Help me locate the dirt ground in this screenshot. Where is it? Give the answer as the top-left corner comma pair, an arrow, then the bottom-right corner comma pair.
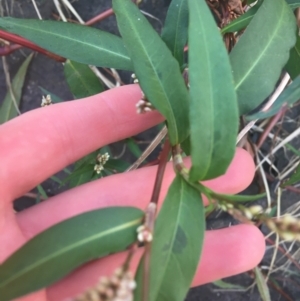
0,1 -> 299,300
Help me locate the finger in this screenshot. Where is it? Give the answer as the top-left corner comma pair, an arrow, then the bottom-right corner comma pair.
47,224 -> 265,301
0,85 -> 163,202
17,148 -> 255,238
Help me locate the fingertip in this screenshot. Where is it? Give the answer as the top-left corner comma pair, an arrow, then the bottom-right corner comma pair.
203,147 -> 255,194
192,224 -> 265,286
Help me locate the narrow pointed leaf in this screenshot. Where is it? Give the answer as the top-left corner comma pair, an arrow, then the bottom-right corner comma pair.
64,60 -> 104,99
161,0 -> 189,67
38,87 -> 62,103
286,0 -> 300,9
113,0 -> 190,145
188,0 -> 239,181
0,18 -> 133,70
254,267 -> 271,301
134,175 -> 205,301
285,34 -> 300,79
213,280 -> 245,290
230,0 -> 296,115
281,163 -> 300,187
0,207 -> 143,301
246,76 -> 300,120
223,1 -> 300,34
0,53 -> 33,124
221,3 -> 261,34
211,192 -> 266,203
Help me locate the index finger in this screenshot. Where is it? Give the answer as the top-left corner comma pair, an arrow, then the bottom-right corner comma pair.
0,85 -> 163,202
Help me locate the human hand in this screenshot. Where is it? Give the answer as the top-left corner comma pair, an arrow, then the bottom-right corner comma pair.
0,85 -> 265,301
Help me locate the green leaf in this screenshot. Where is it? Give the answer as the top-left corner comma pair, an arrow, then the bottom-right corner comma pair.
213,279 -> 245,290
38,87 -> 63,103
281,162 -> 300,187
285,34 -> 300,79
211,191 -> 266,203
193,183 -> 266,203
254,267 -> 271,301
230,0 -> 297,115
286,0 -> 300,9
68,166 -> 95,188
0,207 -> 143,301
134,175 -> 205,301
62,162 -> 95,187
246,75 -> 300,120
161,0 -> 189,67
180,136 -> 191,156
113,0 -> 190,145
221,3 -> 262,34
222,1 -> 300,35
64,60 -> 104,99
188,0 -> 239,181
0,53 -> 33,124
36,185 -> 48,200
0,18 -> 133,70
126,138 -> 143,158
105,159 -> 131,172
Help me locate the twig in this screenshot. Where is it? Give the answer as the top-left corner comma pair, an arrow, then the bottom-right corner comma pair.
256,105 -> 287,149
237,73 -> 290,143
256,126 -> 300,170
266,187 -> 281,282
53,0 -> 67,22
60,0 -> 85,24
126,126 -> 168,172
142,137 -> 171,301
85,8 -> 114,26
255,148 -> 272,210
30,0 -> 42,20
1,56 -> 21,115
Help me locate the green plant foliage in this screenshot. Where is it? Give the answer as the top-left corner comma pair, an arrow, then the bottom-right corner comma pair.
254,267 -> 271,301
285,34 -> 300,79
188,0 -> 238,181
0,18 -> 133,70
134,175 -> 205,301
281,162 -> 300,187
113,0 -> 190,145
213,279 -> 245,290
286,0 -> 300,9
126,138 -> 143,158
221,3 -> 262,34
246,76 -> 300,120
0,207 -> 143,301
64,60 -> 104,99
62,150 -> 98,188
0,53 -> 33,124
211,191 -> 266,203
222,1 -> 300,34
36,184 -> 48,200
105,158 -> 131,172
230,0 -> 296,115
161,0 -> 189,68
180,136 -> 191,155
38,87 -> 63,103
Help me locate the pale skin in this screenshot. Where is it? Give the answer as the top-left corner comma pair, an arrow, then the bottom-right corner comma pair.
0,84 -> 265,301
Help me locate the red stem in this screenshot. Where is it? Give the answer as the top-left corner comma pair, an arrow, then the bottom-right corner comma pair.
85,8 -> 114,26
0,29 -> 65,62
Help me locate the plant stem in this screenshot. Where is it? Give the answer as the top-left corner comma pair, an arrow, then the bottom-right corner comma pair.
141,137 -> 170,301
149,137 -> 170,205
85,8 -> 114,26
0,30 -> 65,62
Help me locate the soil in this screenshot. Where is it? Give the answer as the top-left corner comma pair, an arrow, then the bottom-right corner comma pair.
0,1 -> 299,300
